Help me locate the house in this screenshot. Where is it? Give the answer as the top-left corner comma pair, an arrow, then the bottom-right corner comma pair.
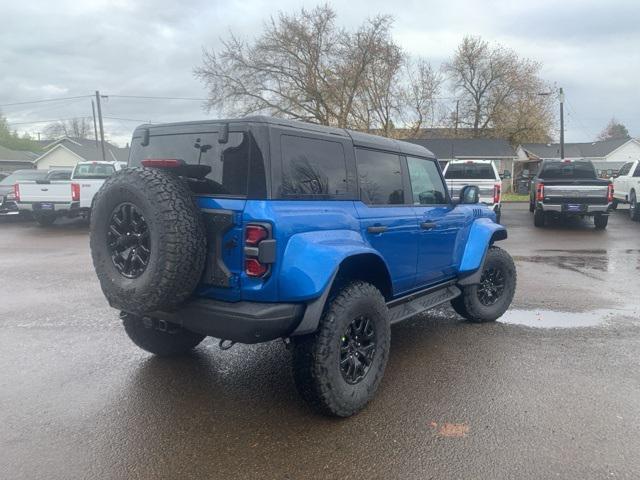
33,137 -> 129,170
403,137 -> 517,189
516,138 -> 640,178
0,145 -> 38,174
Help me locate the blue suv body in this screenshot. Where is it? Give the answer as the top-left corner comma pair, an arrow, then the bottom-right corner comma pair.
91,116 -> 515,416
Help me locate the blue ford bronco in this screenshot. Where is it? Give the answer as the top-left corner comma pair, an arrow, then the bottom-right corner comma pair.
90,116 -> 516,417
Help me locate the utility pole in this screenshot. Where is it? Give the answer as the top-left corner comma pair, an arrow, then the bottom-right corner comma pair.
559,87 -> 565,159
91,99 -> 100,152
95,90 -> 106,161
454,100 -> 459,136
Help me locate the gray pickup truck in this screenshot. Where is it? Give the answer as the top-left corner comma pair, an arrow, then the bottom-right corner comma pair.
529,159 -> 613,230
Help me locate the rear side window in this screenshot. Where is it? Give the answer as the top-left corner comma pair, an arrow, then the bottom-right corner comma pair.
355,149 -> 404,205
540,161 -> 596,179
73,164 -> 115,179
407,157 -> 447,205
279,135 -> 347,198
618,162 -> 632,176
129,131 -> 267,198
445,162 -> 495,180
634,163 -> 640,177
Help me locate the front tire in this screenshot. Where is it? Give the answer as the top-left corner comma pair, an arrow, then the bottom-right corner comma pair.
533,208 -> 545,228
292,281 -> 390,417
451,246 -> 517,323
630,191 -> 639,221
33,212 -> 56,226
594,214 -> 608,230
122,313 -> 205,357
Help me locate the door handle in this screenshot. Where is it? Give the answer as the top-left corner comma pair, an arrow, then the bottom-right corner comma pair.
367,225 -> 387,234
420,221 -> 437,230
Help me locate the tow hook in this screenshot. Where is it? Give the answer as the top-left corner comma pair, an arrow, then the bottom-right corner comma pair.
219,339 -> 235,350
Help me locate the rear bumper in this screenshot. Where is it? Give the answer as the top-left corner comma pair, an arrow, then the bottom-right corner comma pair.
538,202 -> 610,214
0,200 -> 20,215
17,201 -> 80,213
152,298 -> 306,344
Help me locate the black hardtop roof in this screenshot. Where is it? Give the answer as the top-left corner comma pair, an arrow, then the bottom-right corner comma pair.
133,116 -> 435,159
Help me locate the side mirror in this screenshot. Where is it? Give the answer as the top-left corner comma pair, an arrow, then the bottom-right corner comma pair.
459,185 -> 480,204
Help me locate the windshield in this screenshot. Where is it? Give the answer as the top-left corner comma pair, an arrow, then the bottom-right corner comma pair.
73,163 -> 115,179
445,162 -> 495,180
0,170 -> 47,186
129,130 -> 267,197
540,161 -> 596,179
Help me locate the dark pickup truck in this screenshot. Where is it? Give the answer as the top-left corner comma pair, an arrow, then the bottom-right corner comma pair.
529,159 -> 613,229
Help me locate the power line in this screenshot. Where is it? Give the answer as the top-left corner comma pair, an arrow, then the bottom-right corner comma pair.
0,95 -> 92,108
565,98 -> 596,140
6,116 -> 92,126
107,94 -> 208,101
103,116 -> 154,123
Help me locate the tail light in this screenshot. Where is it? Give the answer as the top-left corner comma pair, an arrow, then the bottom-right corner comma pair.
13,183 -> 20,202
607,183 -> 614,203
493,184 -> 501,204
244,224 -> 273,278
536,183 -> 545,201
71,183 -> 80,202
141,159 -> 184,168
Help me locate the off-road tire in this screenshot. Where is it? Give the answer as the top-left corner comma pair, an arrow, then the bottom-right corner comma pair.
533,208 -> 545,228
90,167 -> 206,314
630,191 -> 639,221
33,212 -> 56,227
451,246 -> 517,323
594,214 -> 608,230
122,313 -> 205,356
291,281 -> 390,417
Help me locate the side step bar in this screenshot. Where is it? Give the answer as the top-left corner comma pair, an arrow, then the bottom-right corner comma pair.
387,281 -> 461,325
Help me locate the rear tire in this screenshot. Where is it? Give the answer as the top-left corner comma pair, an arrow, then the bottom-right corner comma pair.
594,214 -> 608,230
451,246 -> 516,323
630,191 -> 639,221
533,208 -> 545,228
122,313 -> 205,357
495,210 -> 501,224
291,281 -> 390,417
529,199 -> 535,213
33,212 -> 56,227
611,199 -> 618,210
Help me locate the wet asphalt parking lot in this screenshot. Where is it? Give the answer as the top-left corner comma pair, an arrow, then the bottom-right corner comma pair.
1,203 -> 640,480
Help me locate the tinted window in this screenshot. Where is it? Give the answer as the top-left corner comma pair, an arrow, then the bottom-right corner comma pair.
73,163 -> 115,179
0,170 -> 47,185
634,163 -> 640,177
279,135 -> 347,198
355,149 -> 404,205
445,162 -> 495,180
130,131 -> 267,197
539,161 -> 597,179
618,162 -> 632,176
407,157 -> 447,205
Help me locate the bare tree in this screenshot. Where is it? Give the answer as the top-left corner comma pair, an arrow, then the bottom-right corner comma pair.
401,59 -> 443,137
597,118 -> 630,141
44,117 -> 93,139
195,5 -> 440,136
444,36 -> 553,142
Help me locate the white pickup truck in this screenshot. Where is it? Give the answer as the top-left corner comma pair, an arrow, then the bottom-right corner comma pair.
612,159 -> 640,221
442,159 -> 503,223
16,161 -> 126,226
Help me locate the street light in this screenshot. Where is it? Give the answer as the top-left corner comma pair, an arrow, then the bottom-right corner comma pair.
538,87 -> 565,159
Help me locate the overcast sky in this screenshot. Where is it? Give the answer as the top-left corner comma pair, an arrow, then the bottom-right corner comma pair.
1,0 -> 638,146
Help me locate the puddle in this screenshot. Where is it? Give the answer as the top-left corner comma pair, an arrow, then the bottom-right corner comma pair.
498,309 -> 614,328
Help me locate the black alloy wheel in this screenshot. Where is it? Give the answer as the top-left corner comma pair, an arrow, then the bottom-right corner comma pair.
107,202 -> 151,278
340,315 -> 377,385
477,267 -> 506,306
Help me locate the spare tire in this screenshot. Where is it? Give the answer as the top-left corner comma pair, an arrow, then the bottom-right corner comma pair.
90,167 -> 206,314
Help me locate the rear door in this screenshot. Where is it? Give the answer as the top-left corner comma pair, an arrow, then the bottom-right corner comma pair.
354,148 -> 419,295
408,156 -> 465,286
